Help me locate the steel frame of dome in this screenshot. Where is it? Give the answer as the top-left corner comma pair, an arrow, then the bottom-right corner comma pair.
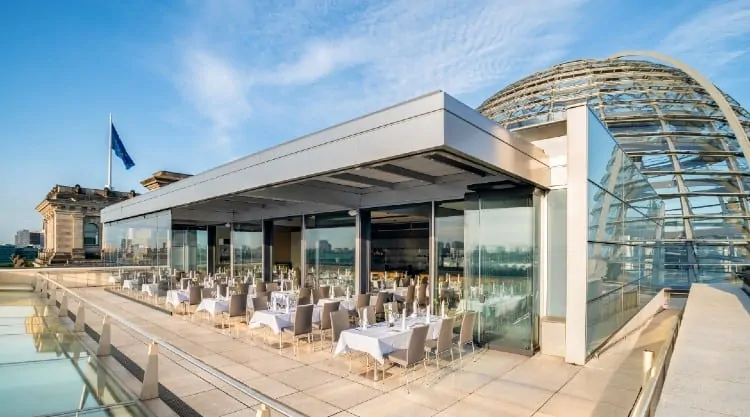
477,52 -> 750,277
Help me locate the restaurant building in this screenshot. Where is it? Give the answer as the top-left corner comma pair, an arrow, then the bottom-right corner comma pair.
101,88 -> 663,365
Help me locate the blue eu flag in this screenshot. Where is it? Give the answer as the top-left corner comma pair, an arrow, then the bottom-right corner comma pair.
111,123 -> 135,170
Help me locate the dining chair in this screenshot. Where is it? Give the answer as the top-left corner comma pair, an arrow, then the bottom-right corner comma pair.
359,305 -> 376,325
333,286 -> 344,298
297,295 -> 311,306
375,292 -> 388,322
319,286 -> 331,299
257,281 -> 267,293
299,287 -> 311,300
455,311 -> 477,366
267,282 -> 280,292
281,304 -> 314,355
186,286 -> 202,319
314,301 -> 340,350
383,325 -> 429,393
219,283 -> 229,298
222,294 -> 247,337
425,316 -> 455,369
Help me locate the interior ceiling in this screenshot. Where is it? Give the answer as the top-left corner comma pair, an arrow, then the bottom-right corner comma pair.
173,151 -> 520,216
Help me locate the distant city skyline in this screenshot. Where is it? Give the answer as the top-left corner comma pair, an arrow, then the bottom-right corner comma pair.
2,0 -> 749,242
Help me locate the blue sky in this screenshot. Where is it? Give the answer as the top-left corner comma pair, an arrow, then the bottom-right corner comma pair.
1,0 -> 749,243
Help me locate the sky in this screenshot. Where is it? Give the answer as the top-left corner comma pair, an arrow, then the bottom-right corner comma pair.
0,0 -> 749,244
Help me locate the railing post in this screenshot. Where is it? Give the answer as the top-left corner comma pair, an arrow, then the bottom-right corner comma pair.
140,342 -> 159,400
642,349 -> 654,386
256,404 -> 271,417
48,285 -> 57,307
59,293 -> 68,317
97,316 -> 112,356
75,301 -> 86,332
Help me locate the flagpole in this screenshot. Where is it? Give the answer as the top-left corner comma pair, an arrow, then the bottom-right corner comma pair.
107,113 -> 112,189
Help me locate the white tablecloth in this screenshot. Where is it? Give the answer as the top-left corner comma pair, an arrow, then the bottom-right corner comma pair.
142,284 -> 159,297
461,295 -> 525,317
108,275 -> 120,284
249,307 -> 323,334
335,316 -> 443,364
122,280 -> 138,290
165,290 -> 189,308
195,298 -> 229,316
317,297 -> 357,311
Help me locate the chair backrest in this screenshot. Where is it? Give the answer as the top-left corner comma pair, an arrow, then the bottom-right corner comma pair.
356,294 -> 369,311
360,305 -> 375,324
406,285 -> 415,304
319,286 -> 330,299
267,282 -> 279,292
459,311 -> 477,346
320,301 -> 340,330
437,316 -> 455,353
252,296 -> 268,311
257,282 -> 267,293
181,278 -> 190,290
332,286 -> 344,298
240,283 -> 250,294
189,286 -> 202,305
201,287 -> 213,299
375,292 -> 387,313
330,310 -> 350,343
294,304 -> 314,336
219,283 -> 229,298
299,287 -> 311,299
418,284 -> 428,304
406,325 -> 429,365
297,295 -> 310,306
229,294 -> 247,317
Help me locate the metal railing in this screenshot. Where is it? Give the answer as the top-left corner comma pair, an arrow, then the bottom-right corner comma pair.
34,273 -> 307,417
629,314 -> 681,417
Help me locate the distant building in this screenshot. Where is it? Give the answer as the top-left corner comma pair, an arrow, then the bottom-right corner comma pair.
140,171 -> 192,191
0,244 -> 38,267
35,185 -> 137,265
14,229 -> 43,247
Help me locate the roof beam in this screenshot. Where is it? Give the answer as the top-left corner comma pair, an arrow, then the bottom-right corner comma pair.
246,183 -> 361,208
372,164 -> 437,184
425,154 -> 488,177
329,173 -> 396,189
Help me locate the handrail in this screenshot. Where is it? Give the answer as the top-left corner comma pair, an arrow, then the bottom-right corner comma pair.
587,278 -> 641,303
36,273 -> 307,417
629,314 -> 681,417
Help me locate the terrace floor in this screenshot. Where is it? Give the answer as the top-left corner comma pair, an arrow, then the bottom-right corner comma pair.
72,287 -> 656,417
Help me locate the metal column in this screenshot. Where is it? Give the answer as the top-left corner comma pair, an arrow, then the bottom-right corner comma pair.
355,210 -> 371,294
429,201 -> 437,311
262,220 -> 273,283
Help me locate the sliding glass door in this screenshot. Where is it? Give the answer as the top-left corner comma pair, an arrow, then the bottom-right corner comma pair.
464,188 -> 540,353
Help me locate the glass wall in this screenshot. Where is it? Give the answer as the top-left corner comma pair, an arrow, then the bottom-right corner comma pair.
586,114 -> 664,354
464,188 -> 539,353
171,226 -> 208,274
547,189 -> 567,318
102,210 -> 171,270
304,213 -> 356,292
434,201 -> 465,316
232,223 -> 262,280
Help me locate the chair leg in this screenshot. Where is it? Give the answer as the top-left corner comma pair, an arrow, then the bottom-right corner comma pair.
472,342 -> 476,362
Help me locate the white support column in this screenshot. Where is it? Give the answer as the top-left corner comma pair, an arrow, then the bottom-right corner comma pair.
97,316 -> 112,356
140,342 -> 159,400
74,301 -> 86,332
565,104 -> 590,365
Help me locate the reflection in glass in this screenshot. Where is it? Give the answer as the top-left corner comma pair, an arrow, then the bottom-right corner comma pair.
232,223 -> 262,280
102,210 -> 171,271
171,226 -> 208,273
434,201 -> 465,316
304,213 -> 355,293
586,113 -> 663,354
463,189 -> 538,353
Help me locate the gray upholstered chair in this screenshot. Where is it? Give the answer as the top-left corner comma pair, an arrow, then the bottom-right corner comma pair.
384,325 -> 429,392
425,316 -> 455,369
280,304 -> 314,355
314,301 -> 340,350
222,294 -> 247,337
456,311 -> 477,365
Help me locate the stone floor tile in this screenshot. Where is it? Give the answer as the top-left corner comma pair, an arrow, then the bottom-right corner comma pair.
278,392 -> 342,417
181,388 -> 247,417
304,379 -> 383,410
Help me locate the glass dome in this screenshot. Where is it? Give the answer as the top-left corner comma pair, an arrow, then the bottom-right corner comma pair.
478,58 -> 750,280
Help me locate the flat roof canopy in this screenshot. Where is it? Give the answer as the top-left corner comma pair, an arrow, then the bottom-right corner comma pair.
102,91 -> 550,224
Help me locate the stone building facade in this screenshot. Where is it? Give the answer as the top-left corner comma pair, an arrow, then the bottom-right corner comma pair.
35,185 -> 137,265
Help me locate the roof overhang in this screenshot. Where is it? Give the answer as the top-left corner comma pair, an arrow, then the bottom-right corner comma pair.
102,91 -> 550,224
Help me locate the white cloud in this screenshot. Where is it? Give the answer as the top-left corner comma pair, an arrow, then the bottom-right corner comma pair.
169,0 -> 590,151
660,0 -> 750,74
